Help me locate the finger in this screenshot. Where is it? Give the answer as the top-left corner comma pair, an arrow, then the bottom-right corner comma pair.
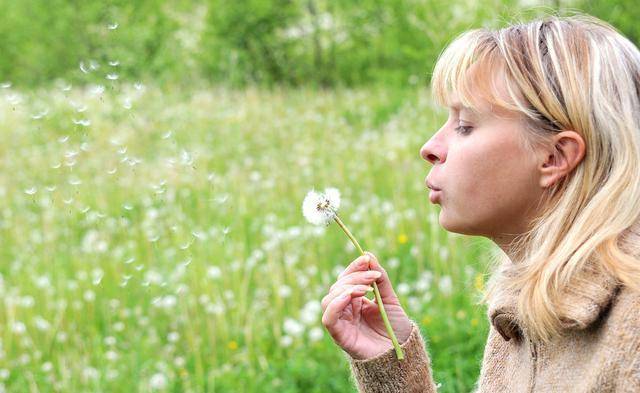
365,252 -> 399,303
362,296 -> 379,309
322,287 -> 363,329
329,270 -> 382,293
322,284 -> 374,311
337,253 -> 373,280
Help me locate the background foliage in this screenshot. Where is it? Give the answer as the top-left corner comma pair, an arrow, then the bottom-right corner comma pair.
1,0 -> 637,88
0,1 -> 637,392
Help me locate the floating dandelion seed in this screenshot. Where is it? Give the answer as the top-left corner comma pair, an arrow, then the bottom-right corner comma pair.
79,62 -> 89,74
72,119 -> 91,127
24,187 -> 37,195
31,109 -> 48,120
106,73 -> 119,81
0,81 -> 11,88
108,60 -> 120,67
302,187 -> 405,360
90,85 -> 105,95
107,22 -> 119,30
134,82 -> 144,91
122,97 -> 132,109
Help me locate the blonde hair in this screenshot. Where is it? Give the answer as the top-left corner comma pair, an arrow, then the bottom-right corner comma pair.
430,12 -> 640,343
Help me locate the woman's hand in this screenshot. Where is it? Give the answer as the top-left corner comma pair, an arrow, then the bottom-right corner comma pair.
321,251 -> 413,360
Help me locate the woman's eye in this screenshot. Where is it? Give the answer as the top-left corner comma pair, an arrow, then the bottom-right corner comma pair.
454,125 -> 473,135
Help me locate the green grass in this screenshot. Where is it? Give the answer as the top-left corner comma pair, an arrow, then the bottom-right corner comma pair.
0,82 -> 496,392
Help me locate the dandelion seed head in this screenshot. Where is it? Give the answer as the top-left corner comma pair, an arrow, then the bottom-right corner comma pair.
283,317 -> 304,337
302,187 -> 341,226
309,327 -> 324,342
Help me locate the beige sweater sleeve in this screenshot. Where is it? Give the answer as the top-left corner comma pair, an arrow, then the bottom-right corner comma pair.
345,321 -> 438,393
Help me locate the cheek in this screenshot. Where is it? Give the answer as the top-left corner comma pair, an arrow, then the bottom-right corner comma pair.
440,141 -> 537,228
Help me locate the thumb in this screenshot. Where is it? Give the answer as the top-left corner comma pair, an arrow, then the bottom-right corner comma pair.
363,251 -> 399,304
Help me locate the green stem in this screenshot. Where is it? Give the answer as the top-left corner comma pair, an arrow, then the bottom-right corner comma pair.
333,214 -> 405,360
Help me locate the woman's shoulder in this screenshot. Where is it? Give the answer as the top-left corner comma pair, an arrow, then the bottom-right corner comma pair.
608,286 -> 640,386
604,285 -> 640,353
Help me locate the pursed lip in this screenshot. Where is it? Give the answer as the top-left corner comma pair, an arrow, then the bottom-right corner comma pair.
429,189 -> 442,203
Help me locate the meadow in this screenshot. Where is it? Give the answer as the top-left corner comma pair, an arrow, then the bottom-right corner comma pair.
0,77 -> 500,392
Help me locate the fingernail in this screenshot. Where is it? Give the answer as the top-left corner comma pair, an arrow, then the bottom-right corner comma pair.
367,271 -> 382,279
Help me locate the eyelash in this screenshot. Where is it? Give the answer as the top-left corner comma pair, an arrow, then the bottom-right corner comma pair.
454,125 -> 473,135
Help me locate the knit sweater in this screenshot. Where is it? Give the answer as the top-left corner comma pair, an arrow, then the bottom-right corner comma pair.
345,245 -> 640,392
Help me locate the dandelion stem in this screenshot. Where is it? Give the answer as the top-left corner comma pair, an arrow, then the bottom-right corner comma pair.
333,214 -> 405,360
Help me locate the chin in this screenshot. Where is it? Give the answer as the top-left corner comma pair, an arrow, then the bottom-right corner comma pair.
438,211 -> 481,236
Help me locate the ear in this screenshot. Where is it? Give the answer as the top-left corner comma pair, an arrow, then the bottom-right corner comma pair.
538,131 -> 586,188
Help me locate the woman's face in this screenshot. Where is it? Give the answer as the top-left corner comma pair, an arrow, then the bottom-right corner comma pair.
420,87 -> 545,242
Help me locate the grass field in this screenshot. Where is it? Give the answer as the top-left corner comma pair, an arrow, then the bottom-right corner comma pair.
0,81 -> 497,392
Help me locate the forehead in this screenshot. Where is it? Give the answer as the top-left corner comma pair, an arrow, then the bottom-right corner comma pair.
446,60 -> 521,118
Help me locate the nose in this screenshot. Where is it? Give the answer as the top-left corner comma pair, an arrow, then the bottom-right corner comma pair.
420,133 -> 445,165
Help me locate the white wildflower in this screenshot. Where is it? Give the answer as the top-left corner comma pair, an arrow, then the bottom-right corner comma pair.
309,327 -> 324,342
302,187 -> 341,226
438,275 -> 453,296
149,373 -> 167,390
283,317 -> 304,337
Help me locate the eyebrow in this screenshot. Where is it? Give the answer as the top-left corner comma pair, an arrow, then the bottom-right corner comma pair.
448,103 -> 482,118
448,102 -> 472,111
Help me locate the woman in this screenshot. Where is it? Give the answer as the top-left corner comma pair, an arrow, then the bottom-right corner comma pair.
321,13 -> 640,392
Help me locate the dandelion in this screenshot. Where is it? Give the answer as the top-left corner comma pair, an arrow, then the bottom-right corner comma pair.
149,373 -> 167,390
302,187 -> 405,360
283,318 -> 304,337
309,327 -> 324,342
474,273 -> 485,292
438,275 -> 453,296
